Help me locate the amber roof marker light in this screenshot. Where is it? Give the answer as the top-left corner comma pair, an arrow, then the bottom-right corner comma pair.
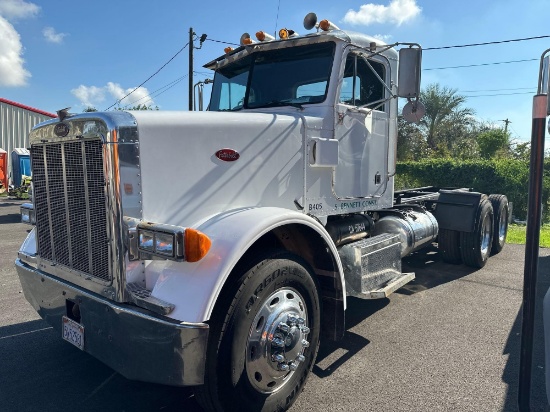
240,32 -> 256,46
279,28 -> 298,40
256,31 -> 276,42
303,12 -> 340,32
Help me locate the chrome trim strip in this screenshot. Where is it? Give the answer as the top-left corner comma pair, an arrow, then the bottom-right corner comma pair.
80,140 -> 94,274
42,145 -> 57,261
60,143 -> 73,266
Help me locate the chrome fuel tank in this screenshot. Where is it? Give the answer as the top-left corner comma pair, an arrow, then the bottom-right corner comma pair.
371,207 -> 438,257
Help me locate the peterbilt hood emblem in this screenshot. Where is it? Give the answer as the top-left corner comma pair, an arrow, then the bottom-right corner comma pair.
54,123 -> 70,137
215,148 -> 240,162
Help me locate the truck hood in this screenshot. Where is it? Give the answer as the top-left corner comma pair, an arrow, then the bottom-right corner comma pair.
127,110 -> 309,227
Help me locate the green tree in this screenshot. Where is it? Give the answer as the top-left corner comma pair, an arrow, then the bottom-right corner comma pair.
397,115 -> 429,161
418,83 -> 476,152
477,128 -> 510,159
510,141 -> 530,161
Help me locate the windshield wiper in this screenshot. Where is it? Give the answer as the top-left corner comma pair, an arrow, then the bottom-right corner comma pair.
251,100 -> 304,110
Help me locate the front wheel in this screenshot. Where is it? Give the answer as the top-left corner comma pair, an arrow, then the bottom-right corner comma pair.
195,251 -> 321,412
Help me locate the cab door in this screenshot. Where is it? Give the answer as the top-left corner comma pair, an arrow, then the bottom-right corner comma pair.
333,49 -> 390,199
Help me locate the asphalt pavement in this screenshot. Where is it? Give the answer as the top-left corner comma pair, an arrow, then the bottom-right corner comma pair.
0,197 -> 549,412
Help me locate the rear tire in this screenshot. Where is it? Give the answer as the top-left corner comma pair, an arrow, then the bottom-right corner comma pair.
194,251 -> 321,412
488,194 -> 509,255
460,198 -> 494,268
438,229 -> 462,264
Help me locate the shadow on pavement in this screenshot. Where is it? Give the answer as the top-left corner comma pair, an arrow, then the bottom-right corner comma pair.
398,245 -> 477,295
0,319 -> 202,412
0,213 -> 22,224
312,297 -> 388,379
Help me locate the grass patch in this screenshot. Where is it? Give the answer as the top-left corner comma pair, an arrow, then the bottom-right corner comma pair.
507,224 -> 550,248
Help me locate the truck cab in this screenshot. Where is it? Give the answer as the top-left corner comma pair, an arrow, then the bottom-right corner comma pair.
15,13 -> 505,412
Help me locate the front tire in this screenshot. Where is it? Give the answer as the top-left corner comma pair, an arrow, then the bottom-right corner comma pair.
195,251 -> 321,412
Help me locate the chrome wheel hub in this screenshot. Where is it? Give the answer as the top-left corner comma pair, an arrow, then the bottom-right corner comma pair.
246,288 -> 310,393
498,209 -> 507,243
480,213 -> 492,257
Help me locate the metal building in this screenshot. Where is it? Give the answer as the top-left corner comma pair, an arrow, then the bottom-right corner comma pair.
0,97 -> 57,178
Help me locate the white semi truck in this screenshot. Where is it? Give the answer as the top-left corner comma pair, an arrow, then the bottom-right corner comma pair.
16,13 -> 509,412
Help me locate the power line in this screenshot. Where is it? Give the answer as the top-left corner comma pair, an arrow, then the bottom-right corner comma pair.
424,58 -> 538,71
205,38 -> 239,46
424,34 -> 550,50
460,87 -> 534,93
105,42 -> 190,110
463,91 -> 534,97
122,75 -> 188,109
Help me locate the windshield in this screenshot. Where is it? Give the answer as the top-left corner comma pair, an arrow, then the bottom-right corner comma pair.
209,42 -> 336,111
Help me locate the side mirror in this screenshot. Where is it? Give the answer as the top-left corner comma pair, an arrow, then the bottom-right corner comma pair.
397,47 -> 422,99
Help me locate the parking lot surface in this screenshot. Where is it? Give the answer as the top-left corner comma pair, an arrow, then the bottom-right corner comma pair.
0,197 -> 549,411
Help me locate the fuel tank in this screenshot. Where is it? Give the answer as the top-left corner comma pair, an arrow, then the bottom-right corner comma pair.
371,206 -> 438,257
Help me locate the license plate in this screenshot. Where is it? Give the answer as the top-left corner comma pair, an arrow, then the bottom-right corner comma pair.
62,316 -> 84,350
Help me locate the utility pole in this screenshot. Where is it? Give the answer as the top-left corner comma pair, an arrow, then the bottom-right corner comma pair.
189,27 -> 195,111
501,118 -> 512,134
188,29 -> 207,111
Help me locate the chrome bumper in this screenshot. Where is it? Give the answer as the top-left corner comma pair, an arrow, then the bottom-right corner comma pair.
15,258 -> 209,386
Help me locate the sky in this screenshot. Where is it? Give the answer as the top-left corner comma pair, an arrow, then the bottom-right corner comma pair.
1,0 -> 549,144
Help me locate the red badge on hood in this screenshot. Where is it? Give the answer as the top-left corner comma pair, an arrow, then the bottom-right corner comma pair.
215,149 -> 240,162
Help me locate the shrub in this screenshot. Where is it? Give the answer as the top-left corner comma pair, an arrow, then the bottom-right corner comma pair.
395,159 -> 547,221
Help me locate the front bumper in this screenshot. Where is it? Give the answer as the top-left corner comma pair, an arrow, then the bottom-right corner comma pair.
15,258 -> 209,386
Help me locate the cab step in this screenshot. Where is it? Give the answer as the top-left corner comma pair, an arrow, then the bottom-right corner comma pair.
338,233 -> 415,299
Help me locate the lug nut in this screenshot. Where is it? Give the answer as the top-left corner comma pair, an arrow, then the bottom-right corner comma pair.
289,362 -> 298,371
296,354 -> 305,362
278,323 -> 290,333
300,326 -> 310,334
287,315 -> 297,326
272,337 -> 285,348
301,339 -> 310,348
278,363 -> 290,372
297,317 -> 305,325
272,353 -> 285,362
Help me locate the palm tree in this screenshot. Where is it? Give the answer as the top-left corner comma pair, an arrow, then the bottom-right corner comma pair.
419,83 -> 476,151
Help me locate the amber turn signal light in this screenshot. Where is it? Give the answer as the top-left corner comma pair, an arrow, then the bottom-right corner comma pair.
184,228 -> 212,262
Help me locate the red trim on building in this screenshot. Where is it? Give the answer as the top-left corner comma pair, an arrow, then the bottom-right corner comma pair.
0,97 -> 57,118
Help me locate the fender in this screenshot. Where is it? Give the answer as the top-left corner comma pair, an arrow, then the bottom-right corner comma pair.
145,207 -> 346,323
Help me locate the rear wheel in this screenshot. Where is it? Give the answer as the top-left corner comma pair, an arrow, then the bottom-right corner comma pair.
488,194 -> 509,255
460,198 -> 494,268
194,251 -> 321,412
438,229 -> 462,264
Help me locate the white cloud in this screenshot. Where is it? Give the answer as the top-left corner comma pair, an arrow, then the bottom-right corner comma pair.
343,0 -> 421,26
0,15 -> 30,86
0,0 -> 40,20
71,85 -> 106,108
373,34 -> 393,42
43,26 -> 67,44
71,82 -> 154,109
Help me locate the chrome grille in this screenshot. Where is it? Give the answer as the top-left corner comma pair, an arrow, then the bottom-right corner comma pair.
31,139 -> 111,282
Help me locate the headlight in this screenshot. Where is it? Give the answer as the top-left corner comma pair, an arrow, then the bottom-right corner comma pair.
136,221 -> 211,262
137,224 -> 183,260
20,203 -> 35,225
